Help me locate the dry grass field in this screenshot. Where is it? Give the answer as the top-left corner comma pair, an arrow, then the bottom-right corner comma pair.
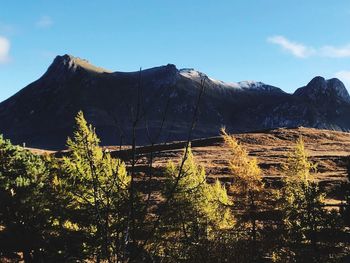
106,127 -> 350,204
30,127 -> 350,203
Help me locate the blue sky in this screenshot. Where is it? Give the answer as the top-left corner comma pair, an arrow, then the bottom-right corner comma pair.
1,1 -> 350,102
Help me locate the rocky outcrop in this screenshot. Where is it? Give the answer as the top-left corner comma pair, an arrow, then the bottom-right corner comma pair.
294,76 -> 350,104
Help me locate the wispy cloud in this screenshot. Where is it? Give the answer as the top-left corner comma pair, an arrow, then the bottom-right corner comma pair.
36,15 -> 53,28
0,36 -> 10,64
268,35 -> 350,59
267,36 -> 314,58
320,45 -> 350,58
335,71 -> 350,88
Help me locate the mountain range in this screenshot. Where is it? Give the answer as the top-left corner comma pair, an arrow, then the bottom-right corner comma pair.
0,54 -> 350,150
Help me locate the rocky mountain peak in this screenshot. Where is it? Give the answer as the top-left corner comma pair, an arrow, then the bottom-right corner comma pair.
179,68 -> 208,83
141,63 -> 178,76
45,54 -> 111,79
309,76 -> 327,87
326,78 -> 350,102
2,55 -> 350,149
293,76 -> 350,104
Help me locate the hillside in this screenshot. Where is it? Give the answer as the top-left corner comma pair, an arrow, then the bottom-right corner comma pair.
1,54 -> 350,150
108,127 -> 350,200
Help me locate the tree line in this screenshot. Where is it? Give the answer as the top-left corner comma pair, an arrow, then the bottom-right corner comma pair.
0,111 -> 350,262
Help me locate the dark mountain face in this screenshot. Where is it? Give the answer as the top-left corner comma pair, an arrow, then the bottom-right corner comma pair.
294,76 -> 350,104
0,54 -> 350,150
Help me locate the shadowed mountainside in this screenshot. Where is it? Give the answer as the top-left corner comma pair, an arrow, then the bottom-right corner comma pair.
1,54 -> 350,150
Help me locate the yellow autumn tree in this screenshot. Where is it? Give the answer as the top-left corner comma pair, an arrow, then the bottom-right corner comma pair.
158,146 -> 234,261
221,128 -> 264,242
283,136 -> 315,183
280,136 -> 325,245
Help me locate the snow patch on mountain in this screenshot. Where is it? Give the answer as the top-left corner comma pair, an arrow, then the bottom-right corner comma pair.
180,68 -> 275,91
238,81 -> 264,89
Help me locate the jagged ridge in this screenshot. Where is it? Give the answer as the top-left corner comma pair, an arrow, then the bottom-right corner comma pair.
0,54 -> 349,150
294,76 -> 350,104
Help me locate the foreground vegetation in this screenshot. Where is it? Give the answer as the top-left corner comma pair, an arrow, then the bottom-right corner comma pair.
1,112 -> 350,262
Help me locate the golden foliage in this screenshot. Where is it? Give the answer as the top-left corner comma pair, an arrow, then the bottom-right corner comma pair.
280,136 -> 325,243
283,136 -> 316,184
221,128 -> 264,199
165,146 -> 234,231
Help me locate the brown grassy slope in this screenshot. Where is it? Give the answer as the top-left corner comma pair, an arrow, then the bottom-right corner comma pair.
109,127 -> 350,199
31,127 -> 350,200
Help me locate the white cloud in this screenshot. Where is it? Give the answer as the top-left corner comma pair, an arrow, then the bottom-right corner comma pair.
320,45 -> 350,58
335,71 -> 350,88
0,36 -> 10,64
36,16 -> 53,28
267,35 -> 314,58
268,35 -> 350,59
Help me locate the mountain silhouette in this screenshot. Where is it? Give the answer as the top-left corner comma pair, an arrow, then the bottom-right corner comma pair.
0,54 -> 349,150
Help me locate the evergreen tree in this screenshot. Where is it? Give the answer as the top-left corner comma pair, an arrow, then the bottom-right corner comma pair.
0,135 -> 52,262
58,111 -> 132,262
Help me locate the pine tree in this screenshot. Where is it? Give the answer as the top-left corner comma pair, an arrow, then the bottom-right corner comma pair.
59,111 -> 131,262
0,135 -> 52,261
